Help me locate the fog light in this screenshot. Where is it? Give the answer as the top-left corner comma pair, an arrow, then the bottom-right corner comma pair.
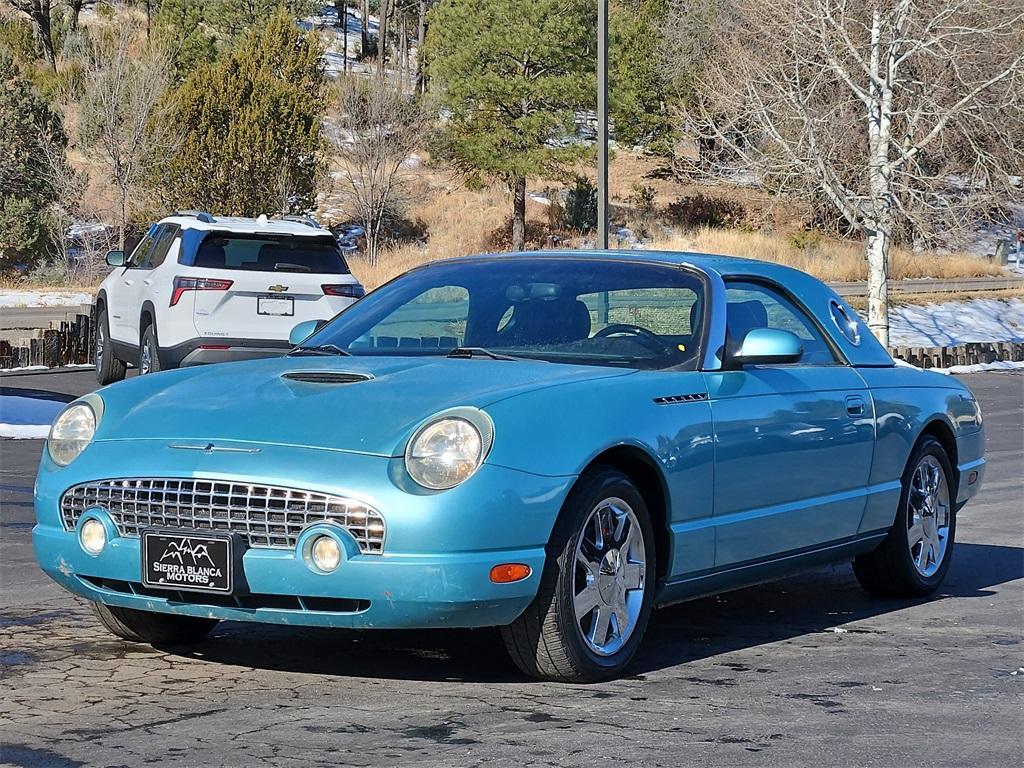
80,519 -> 106,555
311,536 -> 341,572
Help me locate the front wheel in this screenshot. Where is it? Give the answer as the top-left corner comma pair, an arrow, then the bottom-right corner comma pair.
501,467 -> 656,682
93,603 -> 218,644
95,308 -> 126,385
853,435 -> 956,597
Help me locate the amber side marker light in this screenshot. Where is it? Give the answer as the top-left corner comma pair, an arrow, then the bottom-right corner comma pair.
490,564 -> 532,584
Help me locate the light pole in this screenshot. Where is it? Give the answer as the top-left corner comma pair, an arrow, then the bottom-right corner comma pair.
596,0 -> 609,249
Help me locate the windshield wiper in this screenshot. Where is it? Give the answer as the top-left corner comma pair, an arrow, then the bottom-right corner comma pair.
447,347 -> 526,361
289,344 -> 352,357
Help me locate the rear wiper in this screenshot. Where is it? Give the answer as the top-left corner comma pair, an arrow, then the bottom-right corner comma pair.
289,344 -> 352,357
447,347 -> 533,361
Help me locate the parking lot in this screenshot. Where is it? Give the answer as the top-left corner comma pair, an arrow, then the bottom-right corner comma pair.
1,368 -> 1021,768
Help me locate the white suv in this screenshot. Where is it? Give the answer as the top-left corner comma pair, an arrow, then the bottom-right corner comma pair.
94,212 -> 365,385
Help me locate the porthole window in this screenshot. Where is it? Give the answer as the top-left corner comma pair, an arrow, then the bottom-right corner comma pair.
829,300 -> 860,346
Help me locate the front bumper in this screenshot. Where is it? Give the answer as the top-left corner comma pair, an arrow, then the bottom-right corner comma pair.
34,439 -> 573,629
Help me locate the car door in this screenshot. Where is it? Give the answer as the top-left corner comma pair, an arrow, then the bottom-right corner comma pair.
704,279 -> 874,568
111,224 -> 177,344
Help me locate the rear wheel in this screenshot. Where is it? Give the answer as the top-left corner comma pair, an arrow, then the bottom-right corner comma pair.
95,307 -> 126,385
139,323 -> 161,375
93,603 -> 218,644
853,435 -> 956,597
501,467 -> 655,682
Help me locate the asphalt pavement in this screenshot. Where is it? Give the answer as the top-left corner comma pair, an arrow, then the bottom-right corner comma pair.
1,368 -> 1021,768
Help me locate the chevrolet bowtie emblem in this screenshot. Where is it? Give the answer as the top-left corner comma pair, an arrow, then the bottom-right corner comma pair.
268,284 -> 289,292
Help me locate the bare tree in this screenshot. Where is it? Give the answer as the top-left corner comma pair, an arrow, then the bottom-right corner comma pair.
78,25 -> 175,250
327,76 -> 431,265
9,0 -> 56,69
665,0 -> 1024,346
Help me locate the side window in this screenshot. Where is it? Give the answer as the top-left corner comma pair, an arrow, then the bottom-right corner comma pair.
352,286 -> 469,350
127,227 -> 158,269
148,227 -> 180,269
130,225 -> 177,270
724,281 -> 838,365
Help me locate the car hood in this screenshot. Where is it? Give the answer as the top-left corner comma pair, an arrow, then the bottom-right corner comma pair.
94,355 -> 633,455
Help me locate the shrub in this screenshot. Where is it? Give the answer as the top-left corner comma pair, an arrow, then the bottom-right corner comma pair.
664,193 -> 746,228
565,176 -> 597,232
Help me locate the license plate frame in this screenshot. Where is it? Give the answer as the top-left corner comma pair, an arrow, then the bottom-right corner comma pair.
257,295 -> 295,316
141,530 -> 235,594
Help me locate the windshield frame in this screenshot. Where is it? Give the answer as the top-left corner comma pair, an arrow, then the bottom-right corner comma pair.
293,255 -> 714,371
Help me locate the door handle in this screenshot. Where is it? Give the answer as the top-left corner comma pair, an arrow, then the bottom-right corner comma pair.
845,395 -> 865,416
143,279 -> 153,286
123,279 -> 134,286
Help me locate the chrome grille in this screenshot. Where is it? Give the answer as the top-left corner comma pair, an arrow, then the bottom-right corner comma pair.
60,478 -> 385,554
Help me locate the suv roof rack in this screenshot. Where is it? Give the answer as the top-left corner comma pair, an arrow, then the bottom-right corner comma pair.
278,215 -> 322,229
173,210 -> 215,223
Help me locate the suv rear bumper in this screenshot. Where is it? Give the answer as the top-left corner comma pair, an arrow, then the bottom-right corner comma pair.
164,337 -> 293,368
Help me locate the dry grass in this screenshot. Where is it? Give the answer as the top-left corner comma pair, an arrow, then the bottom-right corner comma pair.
349,177 -> 559,288
647,227 -> 1005,282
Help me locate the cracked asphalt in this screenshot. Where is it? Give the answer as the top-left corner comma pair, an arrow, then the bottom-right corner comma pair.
1,369 -> 1021,768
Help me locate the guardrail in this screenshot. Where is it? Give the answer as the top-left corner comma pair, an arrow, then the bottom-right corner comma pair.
889,342 -> 1024,369
829,276 -> 1024,297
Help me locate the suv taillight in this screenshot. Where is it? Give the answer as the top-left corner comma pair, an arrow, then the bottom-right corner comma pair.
170,277 -> 233,307
322,283 -> 365,299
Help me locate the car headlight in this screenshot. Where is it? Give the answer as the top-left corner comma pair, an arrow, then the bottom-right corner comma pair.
405,409 -> 494,490
48,397 -> 102,466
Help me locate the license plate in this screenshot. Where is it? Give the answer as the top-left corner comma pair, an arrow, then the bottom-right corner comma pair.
142,530 -> 233,594
257,295 -> 294,316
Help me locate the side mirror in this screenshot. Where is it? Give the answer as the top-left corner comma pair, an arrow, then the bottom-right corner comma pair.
729,328 -> 803,367
289,319 -> 328,346
105,250 -> 125,267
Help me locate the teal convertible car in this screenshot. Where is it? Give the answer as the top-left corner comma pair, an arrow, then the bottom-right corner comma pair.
34,251 -> 985,682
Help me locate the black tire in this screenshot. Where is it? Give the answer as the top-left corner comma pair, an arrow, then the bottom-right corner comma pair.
93,602 -> 218,644
501,466 -> 656,682
139,322 -> 162,375
853,435 -> 957,597
95,307 -> 127,385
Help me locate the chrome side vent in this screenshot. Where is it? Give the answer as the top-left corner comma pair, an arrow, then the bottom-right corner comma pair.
281,371 -> 372,385
653,393 -> 708,405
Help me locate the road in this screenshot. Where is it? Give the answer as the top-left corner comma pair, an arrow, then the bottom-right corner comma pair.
0,306 -> 91,331
1,368 -> 1021,768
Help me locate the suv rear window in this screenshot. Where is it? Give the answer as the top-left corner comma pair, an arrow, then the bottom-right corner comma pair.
191,234 -> 350,274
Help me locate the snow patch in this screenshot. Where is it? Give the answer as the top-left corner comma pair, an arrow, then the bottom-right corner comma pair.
887,298 -> 1024,346
0,290 -> 93,309
894,358 -> 1024,376
0,423 -> 50,439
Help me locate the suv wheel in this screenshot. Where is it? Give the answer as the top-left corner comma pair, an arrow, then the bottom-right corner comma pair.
139,324 -> 162,375
95,307 -> 127,385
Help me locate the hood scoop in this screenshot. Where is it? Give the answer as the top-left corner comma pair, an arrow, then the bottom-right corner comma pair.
280,371 -> 372,385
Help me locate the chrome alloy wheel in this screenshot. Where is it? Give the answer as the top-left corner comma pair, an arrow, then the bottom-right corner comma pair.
907,455 -> 951,577
140,337 -> 152,375
573,497 -> 646,656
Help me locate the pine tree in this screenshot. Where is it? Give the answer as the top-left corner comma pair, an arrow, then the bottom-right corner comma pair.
152,0 -> 218,79
424,0 -> 595,250
151,8 -> 327,216
0,50 -> 68,268
609,0 -> 681,153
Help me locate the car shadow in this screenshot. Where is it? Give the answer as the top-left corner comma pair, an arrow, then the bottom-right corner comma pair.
166,542 -> 1022,683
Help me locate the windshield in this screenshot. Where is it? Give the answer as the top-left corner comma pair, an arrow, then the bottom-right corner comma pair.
192,234 -> 350,274
295,257 -> 706,369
